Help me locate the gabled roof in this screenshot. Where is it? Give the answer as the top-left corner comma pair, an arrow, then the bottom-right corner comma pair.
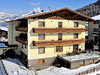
8,8 -> 95,22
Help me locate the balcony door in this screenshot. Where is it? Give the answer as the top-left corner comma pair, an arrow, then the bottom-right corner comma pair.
58,33 -> 62,40
58,22 -> 62,28
73,44 -> 78,55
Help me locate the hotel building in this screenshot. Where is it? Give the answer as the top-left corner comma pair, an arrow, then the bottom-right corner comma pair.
8,8 -> 94,69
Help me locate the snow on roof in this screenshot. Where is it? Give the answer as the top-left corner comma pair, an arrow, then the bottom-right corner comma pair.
0,26 -> 8,31
3,58 -> 35,75
37,62 -> 100,75
60,53 -> 100,62
8,8 -> 95,22
92,15 -> 100,20
1,57 -> 100,75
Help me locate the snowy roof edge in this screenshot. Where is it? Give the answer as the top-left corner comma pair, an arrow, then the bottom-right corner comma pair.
7,8 -> 95,22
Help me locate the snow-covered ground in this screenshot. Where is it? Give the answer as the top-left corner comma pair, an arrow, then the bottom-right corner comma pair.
0,57 -> 100,75
0,60 -> 6,75
37,64 -> 99,75
3,58 -> 35,75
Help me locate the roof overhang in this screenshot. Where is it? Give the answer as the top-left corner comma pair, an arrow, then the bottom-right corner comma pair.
8,8 -> 95,22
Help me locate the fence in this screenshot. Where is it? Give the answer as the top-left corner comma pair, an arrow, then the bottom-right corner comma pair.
75,64 -> 100,75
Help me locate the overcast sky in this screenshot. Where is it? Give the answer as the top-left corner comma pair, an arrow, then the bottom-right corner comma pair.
0,0 -> 97,14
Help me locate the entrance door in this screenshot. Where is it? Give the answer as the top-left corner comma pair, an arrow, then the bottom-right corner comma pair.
73,45 -> 78,55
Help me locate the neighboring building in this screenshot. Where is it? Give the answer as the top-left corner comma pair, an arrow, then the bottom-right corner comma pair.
88,15 -> 100,44
76,0 -> 100,17
85,22 -> 88,41
0,27 -> 8,42
8,8 -> 94,69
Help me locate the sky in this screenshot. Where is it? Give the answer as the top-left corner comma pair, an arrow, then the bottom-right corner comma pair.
0,0 -> 97,15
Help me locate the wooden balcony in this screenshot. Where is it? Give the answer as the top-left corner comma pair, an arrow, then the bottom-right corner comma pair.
33,28 -> 85,33
16,26 -> 28,32
16,37 -> 28,45
33,39 -> 85,46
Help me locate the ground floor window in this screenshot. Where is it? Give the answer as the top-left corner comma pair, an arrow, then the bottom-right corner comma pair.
56,46 -> 63,52
89,59 -> 94,64
80,61 -> 84,66
38,59 -> 45,64
38,47 -> 45,54
73,44 -> 79,54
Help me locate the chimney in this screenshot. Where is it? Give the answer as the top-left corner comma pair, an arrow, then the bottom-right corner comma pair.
48,6 -> 52,11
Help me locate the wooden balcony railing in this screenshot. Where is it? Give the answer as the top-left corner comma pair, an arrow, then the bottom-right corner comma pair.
33,28 -> 85,33
16,26 -> 28,32
33,38 -> 85,46
16,37 -> 28,45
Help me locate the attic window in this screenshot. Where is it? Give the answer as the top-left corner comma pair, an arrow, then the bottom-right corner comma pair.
52,13 -> 56,16
65,14 -> 67,16
68,13 -> 74,17
58,10 -> 64,12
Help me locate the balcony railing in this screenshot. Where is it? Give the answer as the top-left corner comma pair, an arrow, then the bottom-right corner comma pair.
16,36 -> 28,45
33,28 -> 85,33
16,26 -> 28,32
33,38 -> 85,46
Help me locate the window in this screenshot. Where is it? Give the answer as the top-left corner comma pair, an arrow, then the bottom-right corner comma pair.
39,21 -> 45,27
74,33 -> 78,38
38,34 -> 45,40
58,22 -> 62,28
38,47 -> 45,54
94,20 -> 99,24
58,33 -> 62,40
52,13 -> 56,16
74,22 -> 79,27
38,59 -> 45,64
93,28 -> 98,32
65,14 -> 67,16
22,45 -> 23,48
80,61 -> 84,66
56,46 -> 63,52
25,45 -> 27,48
89,60 -> 94,64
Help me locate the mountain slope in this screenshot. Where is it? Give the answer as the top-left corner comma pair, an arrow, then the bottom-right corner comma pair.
0,12 -> 15,27
0,7 -> 41,28
76,0 -> 100,17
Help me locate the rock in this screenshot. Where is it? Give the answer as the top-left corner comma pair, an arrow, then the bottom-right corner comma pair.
76,0 -> 100,17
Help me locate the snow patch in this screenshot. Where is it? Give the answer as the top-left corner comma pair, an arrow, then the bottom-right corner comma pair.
92,15 -> 100,20
3,58 -> 35,75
